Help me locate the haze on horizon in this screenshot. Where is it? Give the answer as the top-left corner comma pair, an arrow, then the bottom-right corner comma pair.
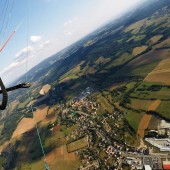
0,0 -> 142,84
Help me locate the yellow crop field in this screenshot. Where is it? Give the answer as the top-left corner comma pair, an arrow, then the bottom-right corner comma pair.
145,57 -> 170,84
132,46 -> 148,56
149,35 -> 163,44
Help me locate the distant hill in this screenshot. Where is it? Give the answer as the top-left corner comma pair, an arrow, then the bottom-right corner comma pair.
3,0 -> 170,121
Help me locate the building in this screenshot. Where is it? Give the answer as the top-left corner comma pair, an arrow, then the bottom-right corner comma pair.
160,120 -> 170,129
143,156 -> 162,170
145,138 -> 170,151
144,165 -> 152,170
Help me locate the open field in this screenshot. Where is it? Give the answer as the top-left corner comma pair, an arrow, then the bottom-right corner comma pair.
145,71 -> 170,85
130,82 -> 170,100
12,105 -> 49,139
127,35 -> 146,42
47,145 -> 76,162
39,84 -> 51,95
34,105 -> 49,122
27,100 -> 37,107
105,52 -> 134,69
40,111 -> 56,126
95,56 -> 111,65
112,49 -> 168,78
12,124 -> 78,169
11,100 -> 19,110
59,76 -> 79,83
97,94 -> 114,113
144,57 -> 170,84
154,37 -> 170,49
137,100 -> 161,137
0,123 -> 4,136
31,145 -> 81,170
129,98 -> 153,111
0,141 -> 9,153
84,40 -> 96,47
108,82 -> 127,91
148,100 -> 161,111
157,101 -> 170,119
18,98 -> 30,109
131,88 -> 170,100
44,125 -> 77,151
58,56 -> 110,81
137,114 -> 152,138
86,67 -> 96,74
123,18 -> 147,33
47,106 -> 55,115
125,82 -> 137,91
125,110 -> 144,132
124,13 -> 169,35
67,136 -> 89,152
59,61 -> 85,82
132,46 -> 148,56
11,118 -> 35,139
148,35 -> 163,44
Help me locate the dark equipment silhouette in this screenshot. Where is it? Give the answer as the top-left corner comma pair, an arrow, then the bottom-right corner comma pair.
0,78 -> 31,110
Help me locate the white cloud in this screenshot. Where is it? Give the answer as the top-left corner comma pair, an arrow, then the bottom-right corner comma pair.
15,46 -> 34,61
0,62 -> 18,75
0,59 -> 27,85
64,17 -> 78,26
39,40 -> 50,48
30,36 -> 42,43
64,31 -> 73,36
44,40 -> 50,45
1,39 -> 52,82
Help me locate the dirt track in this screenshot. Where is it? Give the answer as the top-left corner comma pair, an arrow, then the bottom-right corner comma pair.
148,100 -> 161,111
137,114 -> 152,138
137,100 -> 161,137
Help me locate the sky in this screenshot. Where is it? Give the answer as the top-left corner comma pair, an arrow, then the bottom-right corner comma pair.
0,0 -> 142,85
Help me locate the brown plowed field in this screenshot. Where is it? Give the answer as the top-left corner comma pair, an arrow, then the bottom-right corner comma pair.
32,145 -> 80,170
11,105 -> 49,139
12,118 -> 35,138
46,145 -> 76,163
144,57 -> 170,85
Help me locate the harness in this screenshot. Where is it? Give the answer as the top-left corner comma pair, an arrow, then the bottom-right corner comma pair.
0,77 -> 31,110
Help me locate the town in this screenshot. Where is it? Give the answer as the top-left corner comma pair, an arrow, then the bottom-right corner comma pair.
52,87 -> 170,170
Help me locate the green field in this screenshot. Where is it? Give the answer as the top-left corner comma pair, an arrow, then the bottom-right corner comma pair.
97,94 -> 114,113
125,82 -> 137,90
130,82 -> 170,100
129,98 -> 153,111
17,98 -> 30,109
111,48 -> 168,80
67,136 -> 89,152
105,52 -> 135,69
127,35 -> 146,42
125,109 -> 144,132
157,101 -> 170,119
26,146 -> 81,170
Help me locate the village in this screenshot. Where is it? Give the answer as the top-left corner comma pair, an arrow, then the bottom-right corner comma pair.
0,85 -> 170,170
54,87 -> 170,170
